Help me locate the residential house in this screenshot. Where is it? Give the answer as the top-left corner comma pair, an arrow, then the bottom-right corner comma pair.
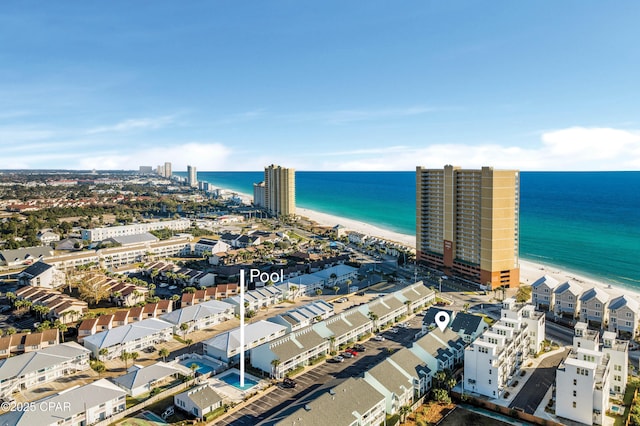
579,287 -> 610,328
531,275 -> 560,311
394,282 -> 436,314
388,348 -> 432,398
553,281 -> 584,318
223,286 -> 284,315
362,294 -> 406,329
608,295 -> 640,337
37,231 -> 60,245
174,385 -> 224,420
78,318 -> 99,343
0,246 -> 54,267
313,308 -> 373,350
364,359 -> 414,415
17,261 -> 65,289
413,329 -> 465,375
0,379 -> 127,426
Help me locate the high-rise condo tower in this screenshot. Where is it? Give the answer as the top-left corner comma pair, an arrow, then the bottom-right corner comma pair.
264,165 -> 295,217
416,165 -> 520,289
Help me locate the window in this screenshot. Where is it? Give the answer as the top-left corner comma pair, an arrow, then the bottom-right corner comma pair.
488,379 -> 492,384
489,369 -> 492,375
572,402 -> 576,408
573,379 -> 577,386
615,365 -> 622,371
615,375 -> 622,381
573,390 -> 576,397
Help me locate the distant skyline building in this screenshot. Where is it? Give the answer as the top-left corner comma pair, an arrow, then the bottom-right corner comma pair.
187,165 -> 197,188
263,165 -> 295,217
156,164 -> 164,177
138,166 -> 152,174
416,165 -> 520,289
253,181 -> 266,208
164,162 -> 172,178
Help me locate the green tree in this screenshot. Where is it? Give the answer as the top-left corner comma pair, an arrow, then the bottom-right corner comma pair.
399,405 -> 411,424
120,351 -> 132,369
92,361 -> 106,377
99,348 -> 109,361
179,322 -> 189,338
315,288 -> 323,298
333,285 -> 340,295
270,358 -> 281,378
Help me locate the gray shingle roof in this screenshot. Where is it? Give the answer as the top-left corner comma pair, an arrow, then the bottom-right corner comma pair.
450,312 -> 483,335
177,385 -> 223,410
0,342 -> 89,381
112,362 -> 191,392
19,261 -> 53,277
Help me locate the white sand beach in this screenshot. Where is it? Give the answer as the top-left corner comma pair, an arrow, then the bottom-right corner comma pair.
296,206 -> 640,305
212,183 -> 640,304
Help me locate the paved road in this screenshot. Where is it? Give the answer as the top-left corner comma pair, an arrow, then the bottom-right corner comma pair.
509,349 -> 569,414
216,318 -> 423,426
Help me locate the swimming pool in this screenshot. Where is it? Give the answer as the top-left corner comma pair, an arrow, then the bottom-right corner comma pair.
218,371 -> 259,390
180,360 -> 215,375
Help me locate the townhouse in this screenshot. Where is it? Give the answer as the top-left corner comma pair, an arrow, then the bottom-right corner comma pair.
14,285 -> 87,324
579,287 -> 610,327
83,318 -> 173,359
608,295 -> 640,337
0,246 -> 54,267
112,361 -> 192,397
223,286 -> 284,315
203,320 -> 287,364
81,218 -> 192,240
267,300 -> 334,332
553,281 -> 584,318
363,359 -> 414,415
160,299 -> 235,334
251,327 -> 329,379
0,342 -> 90,398
387,348 -> 432,398
501,298 -> 546,355
449,312 -> 488,344
531,275 -> 560,311
0,329 -> 60,359
313,308 -> 373,350
276,378 -> 386,426
412,329 -> 465,374
361,293 -> 407,329
394,281 -> 436,314
0,379 -> 127,426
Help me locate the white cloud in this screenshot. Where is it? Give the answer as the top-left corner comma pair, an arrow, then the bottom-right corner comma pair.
86,115 -> 177,134
75,142 -> 234,171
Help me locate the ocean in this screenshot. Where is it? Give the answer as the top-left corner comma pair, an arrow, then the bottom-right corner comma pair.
191,171 -> 640,289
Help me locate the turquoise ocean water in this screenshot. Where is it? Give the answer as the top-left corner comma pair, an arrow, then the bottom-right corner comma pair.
192,171 -> 640,289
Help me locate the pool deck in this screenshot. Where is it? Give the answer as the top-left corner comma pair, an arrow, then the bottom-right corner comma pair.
208,369 -> 266,403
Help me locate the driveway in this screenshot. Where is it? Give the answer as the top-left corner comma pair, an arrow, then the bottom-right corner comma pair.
509,348 -> 569,414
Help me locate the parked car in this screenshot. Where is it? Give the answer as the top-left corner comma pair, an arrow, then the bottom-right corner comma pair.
283,378 -> 297,388
353,344 -> 366,352
332,355 -> 345,363
345,349 -> 358,356
342,352 -> 354,358
373,335 -> 385,342
388,328 -> 399,333
398,323 -> 409,328
143,346 -> 155,353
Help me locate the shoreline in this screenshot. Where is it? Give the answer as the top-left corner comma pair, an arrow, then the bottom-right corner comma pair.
210,183 -> 640,306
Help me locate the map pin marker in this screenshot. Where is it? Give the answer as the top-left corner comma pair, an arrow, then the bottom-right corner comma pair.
435,311 -> 450,332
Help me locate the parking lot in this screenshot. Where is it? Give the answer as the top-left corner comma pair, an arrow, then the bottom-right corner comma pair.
216,315 -> 424,426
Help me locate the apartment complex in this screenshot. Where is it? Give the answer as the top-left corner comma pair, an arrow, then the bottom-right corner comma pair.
187,165 -> 197,188
81,219 -> 192,241
464,299 -> 543,399
416,165 -> 520,289
263,164 -> 295,217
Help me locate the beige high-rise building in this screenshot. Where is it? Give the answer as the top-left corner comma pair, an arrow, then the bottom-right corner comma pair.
164,162 -> 172,178
416,165 -> 520,289
264,165 -> 295,217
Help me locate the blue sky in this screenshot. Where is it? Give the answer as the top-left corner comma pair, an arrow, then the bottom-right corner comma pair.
1,1 -> 639,171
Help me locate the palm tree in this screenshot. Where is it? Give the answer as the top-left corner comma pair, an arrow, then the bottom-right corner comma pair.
159,348 -> 170,362
189,363 -> 198,377
179,323 -> 189,339
289,285 -> 298,299
5,291 -> 16,305
332,285 -> 340,295
99,348 -> 109,361
120,351 -> 131,369
329,336 -> 336,353
315,288 -> 323,298
130,352 -> 139,365
399,405 -> 411,424
185,339 -> 193,351
368,312 -> 379,331
55,321 -> 68,343
148,283 -> 156,297
270,358 -> 281,379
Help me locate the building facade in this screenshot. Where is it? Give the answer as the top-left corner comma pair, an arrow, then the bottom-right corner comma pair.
416,165 -> 520,289
187,165 -> 197,188
264,164 -> 295,217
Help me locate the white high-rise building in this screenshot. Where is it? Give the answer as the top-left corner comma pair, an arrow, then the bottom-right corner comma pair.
164,162 -> 172,178
187,165 -> 197,188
